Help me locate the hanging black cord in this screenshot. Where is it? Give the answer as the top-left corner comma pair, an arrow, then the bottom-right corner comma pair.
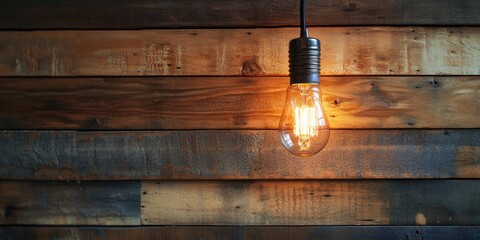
300,0 -> 308,37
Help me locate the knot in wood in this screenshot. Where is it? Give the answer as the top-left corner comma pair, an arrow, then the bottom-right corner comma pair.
241,61 -> 264,76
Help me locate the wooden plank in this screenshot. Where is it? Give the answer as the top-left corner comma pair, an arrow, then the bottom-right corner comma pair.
1,130 -> 478,180
0,27 -> 478,76
0,181 -> 140,225
1,226 -> 479,240
141,180 -> 480,225
0,0 -> 479,29
1,129 -> 478,180
0,76 -> 479,130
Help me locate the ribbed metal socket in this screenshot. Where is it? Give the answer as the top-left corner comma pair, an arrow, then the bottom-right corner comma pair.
288,37 -> 321,84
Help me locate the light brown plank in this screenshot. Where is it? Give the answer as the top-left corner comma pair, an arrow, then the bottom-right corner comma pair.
1,130 -> 479,180
1,0 -> 479,29
141,180 -> 480,225
1,226 -> 479,240
0,76 -> 478,129
0,27 -> 478,76
0,181 -> 140,225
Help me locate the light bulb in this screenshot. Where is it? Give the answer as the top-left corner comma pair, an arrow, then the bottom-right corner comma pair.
279,83 -> 329,157
278,29 -> 330,157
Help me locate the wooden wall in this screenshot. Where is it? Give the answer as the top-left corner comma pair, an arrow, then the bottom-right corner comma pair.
1,0 -> 479,239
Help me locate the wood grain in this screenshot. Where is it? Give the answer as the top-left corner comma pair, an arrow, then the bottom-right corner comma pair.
0,0 -> 479,29
1,226 -> 479,240
0,76 -> 478,130
1,0 -> 479,234
1,130 -> 478,180
0,181 -> 140,225
0,27 -> 479,76
141,180 -> 480,225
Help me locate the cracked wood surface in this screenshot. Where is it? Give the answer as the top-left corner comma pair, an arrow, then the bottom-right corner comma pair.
0,27 -> 479,76
1,130 -> 478,180
0,181 -> 140,225
0,76 -> 478,129
141,180 -> 480,225
0,0 -> 479,29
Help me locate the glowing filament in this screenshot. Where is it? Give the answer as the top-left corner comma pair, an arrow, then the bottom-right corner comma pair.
294,105 -> 318,150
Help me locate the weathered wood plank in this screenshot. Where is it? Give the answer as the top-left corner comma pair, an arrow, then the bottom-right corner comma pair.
1,226 -> 479,240
0,27 -> 478,76
141,180 -> 480,225
1,76 -> 478,129
0,181 -> 140,225
1,130 -> 478,180
0,0 -> 479,29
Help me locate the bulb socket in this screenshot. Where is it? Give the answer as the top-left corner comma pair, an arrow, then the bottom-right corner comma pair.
288,37 -> 320,85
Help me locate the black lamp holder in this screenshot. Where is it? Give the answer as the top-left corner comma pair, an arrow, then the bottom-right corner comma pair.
288,0 -> 320,85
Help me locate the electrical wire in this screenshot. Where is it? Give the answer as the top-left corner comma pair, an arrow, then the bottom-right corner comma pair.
300,0 -> 308,37
300,0 -> 306,30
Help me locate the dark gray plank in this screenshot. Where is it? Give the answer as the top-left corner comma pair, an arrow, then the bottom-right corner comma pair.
0,0 -> 479,29
0,130 -> 478,180
0,181 -> 140,225
1,226 -> 479,240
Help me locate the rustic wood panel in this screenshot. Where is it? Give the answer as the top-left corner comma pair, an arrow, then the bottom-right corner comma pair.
0,0 -> 479,29
142,180 -> 480,225
1,130 -> 479,180
1,76 -> 478,130
0,181 -> 140,225
1,226 -> 479,240
1,27 -> 479,76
